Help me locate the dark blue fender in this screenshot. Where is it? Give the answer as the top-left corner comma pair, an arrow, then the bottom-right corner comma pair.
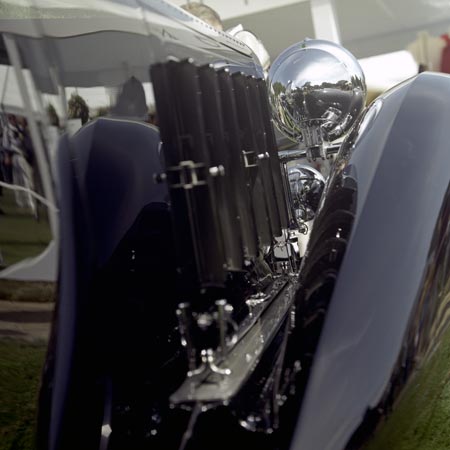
37,118 -> 179,450
292,72 -> 450,450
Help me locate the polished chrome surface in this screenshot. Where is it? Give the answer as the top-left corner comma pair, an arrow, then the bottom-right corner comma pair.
288,164 -> 325,222
291,72 -> 450,450
176,303 -> 197,372
268,39 -> 366,147
278,143 -> 341,162
170,277 -> 297,404
277,144 -> 337,240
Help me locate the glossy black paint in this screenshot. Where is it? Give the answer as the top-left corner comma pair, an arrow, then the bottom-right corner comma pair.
38,119 -> 180,450
291,72 -> 450,450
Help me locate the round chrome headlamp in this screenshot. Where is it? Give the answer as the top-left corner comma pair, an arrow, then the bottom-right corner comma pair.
288,164 -> 325,221
268,39 -> 367,145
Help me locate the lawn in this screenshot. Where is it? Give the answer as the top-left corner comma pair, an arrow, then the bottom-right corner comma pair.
0,188 -> 55,302
1,327 -> 450,449
0,189 -> 52,268
0,340 -> 46,450
364,306 -> 450,450
0,189 -> 53,450
0,280 -> 55,303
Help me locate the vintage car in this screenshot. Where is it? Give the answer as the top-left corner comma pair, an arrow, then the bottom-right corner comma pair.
0,1 -> 449,449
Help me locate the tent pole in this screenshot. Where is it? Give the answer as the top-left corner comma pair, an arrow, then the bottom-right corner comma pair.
310,0 -> 341,44
3,33 -> 59,242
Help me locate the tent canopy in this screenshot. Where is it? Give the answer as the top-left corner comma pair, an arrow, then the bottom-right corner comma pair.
169,0 -> 450,60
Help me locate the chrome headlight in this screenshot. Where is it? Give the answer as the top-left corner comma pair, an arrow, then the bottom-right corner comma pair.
288,164 -> 325,221
268,39 -> 366,146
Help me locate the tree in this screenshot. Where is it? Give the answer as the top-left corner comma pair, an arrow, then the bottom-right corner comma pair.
272,81 -> 286,96
68,93 -> 89,125
46,103 -> 60,127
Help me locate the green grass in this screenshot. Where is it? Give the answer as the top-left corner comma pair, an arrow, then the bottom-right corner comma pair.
0,280 -> 55,303
1,324 -> 450,450
364,302 -> 450,450
0,340 -> 46,450
0,189 -> 52,268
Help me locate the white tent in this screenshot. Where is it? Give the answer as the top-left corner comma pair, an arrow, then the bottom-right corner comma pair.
172,0 -> 450,91
172,0 -> 450,60
0,65 -> 43,116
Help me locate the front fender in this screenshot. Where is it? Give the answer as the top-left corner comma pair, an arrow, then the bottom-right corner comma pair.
292,72 -> 450,450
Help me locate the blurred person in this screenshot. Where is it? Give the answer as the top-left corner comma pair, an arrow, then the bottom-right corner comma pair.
112,76 -> 148,120
0,117 -> 9,214
17,116 -> 45,214
16,116 -> 34,167
407,31 -> 444,72
1,115 -> 13,185
2,114 -> 36,213
0,120 -> 4,198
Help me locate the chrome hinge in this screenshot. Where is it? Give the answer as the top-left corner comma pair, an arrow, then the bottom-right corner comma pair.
163,160 -> 225,189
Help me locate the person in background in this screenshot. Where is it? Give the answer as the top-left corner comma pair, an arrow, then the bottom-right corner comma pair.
112,76 -> 148,121
407,31 -> 445,73
2,115 -> 36,213
1,115 -> 13,185
0,125 -> 4,215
